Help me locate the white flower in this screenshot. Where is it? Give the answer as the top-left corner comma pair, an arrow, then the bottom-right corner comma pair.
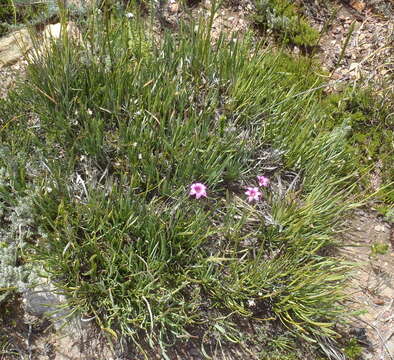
247,299 -> 256,307
125,12 -> 134,19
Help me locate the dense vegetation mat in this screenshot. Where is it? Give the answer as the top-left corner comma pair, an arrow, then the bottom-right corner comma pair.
0,5 -> 392,358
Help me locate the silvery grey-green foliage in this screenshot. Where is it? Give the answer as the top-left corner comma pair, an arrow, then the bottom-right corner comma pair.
0,0 -> 88,35
0,166 -> 40,303
384,208 -> 394,223
0,242 -> 37,302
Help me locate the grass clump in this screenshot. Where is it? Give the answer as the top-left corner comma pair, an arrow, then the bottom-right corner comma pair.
1,8 -> 356,357
252,0 -> 320,48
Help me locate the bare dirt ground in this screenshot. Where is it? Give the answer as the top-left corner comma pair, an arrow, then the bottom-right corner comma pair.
305,0 -> 393,88
341,210 -> 394,360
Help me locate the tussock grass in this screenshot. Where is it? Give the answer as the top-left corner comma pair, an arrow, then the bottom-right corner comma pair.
0,7 -> 359,358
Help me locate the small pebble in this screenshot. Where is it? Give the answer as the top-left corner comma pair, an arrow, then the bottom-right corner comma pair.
374,225 -> 386,232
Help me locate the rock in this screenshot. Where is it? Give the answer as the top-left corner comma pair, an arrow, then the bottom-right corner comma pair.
0,23 -> 82,68
372,296 -> 385,305
380,286 -> 394,298
349,62 -> 360,71
22,282 -> 116,359
362,352 -> 373,359
350,0 -> 366,12
374,224 -> 386,232
27,22 -> 82,59
43,23 -> 64,40
43,22 -> 82,44
23,284 -> 71,329
0,29 -> 32,68
350,327 -> 368,342
168,0 -> 179,13
44,22 -> 72,40
43,317 -> 116,360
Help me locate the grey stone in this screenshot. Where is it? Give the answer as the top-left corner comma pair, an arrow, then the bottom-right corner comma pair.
23,284 -> 71,329
25,289 -> 61,316
0,29 -> 32,68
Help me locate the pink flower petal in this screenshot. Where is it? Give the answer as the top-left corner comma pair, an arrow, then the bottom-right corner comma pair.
257,175 -> 270,187
190,183 -> 207,199
245,187 -> 261,202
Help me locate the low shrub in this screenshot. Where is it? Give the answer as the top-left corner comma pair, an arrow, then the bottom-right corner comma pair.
252,0 -> 320,48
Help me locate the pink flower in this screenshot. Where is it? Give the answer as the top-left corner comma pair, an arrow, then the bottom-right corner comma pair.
257,175 -> 270,187
189,183 -> 207,199
245,187 -> 262,202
